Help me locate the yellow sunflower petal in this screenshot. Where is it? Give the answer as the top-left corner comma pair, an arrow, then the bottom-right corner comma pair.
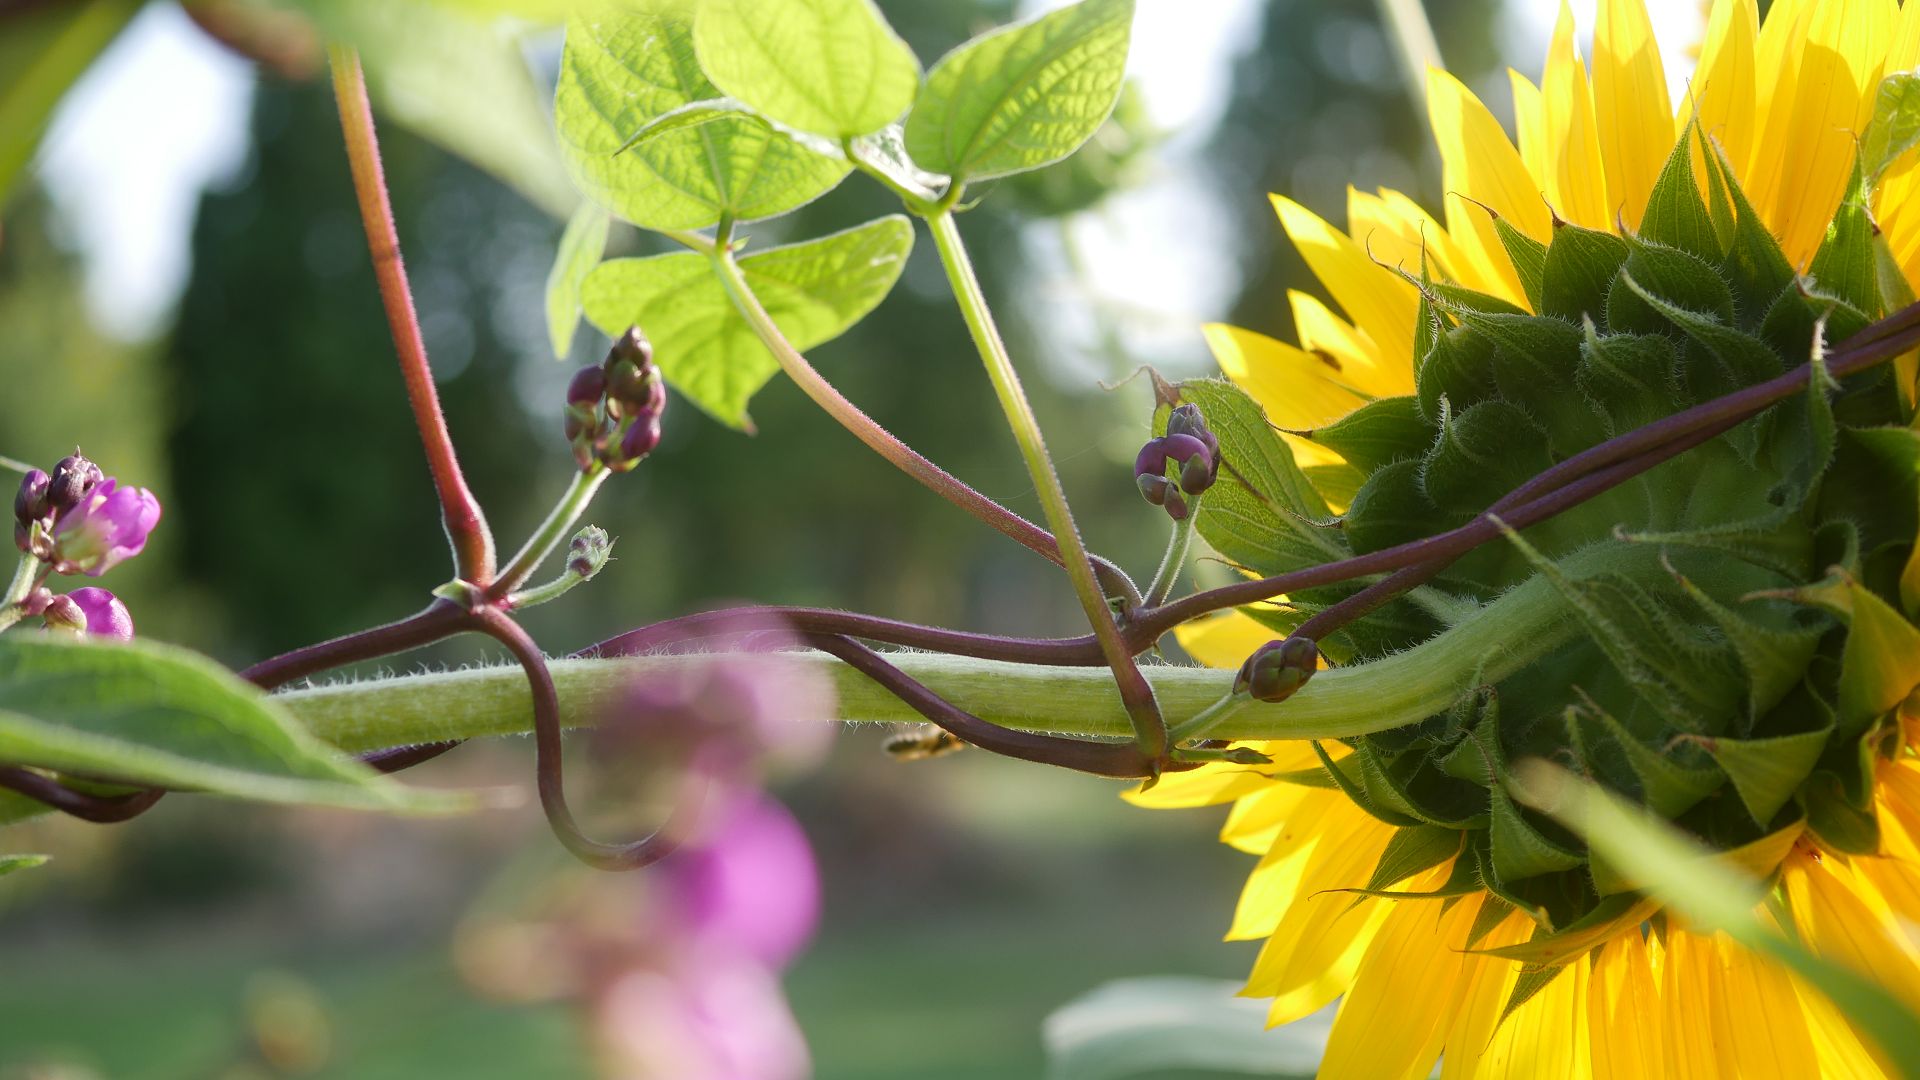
1268,196 -> 1419,361
1752,0 -> 1896,268
1288,289 -> 1381,370
1231,795 -> 1380,941
1706,934 -> 1821,1078
1122,764 -> 1272,810
1541,1 -> 1612,230
1243,807 -> 1395,1010
1438,905 -> 1532,1080
1473,955 -> 1592,1078
1171,608 -> 1275,671
1686,0 -> 1758,183
1593,0 -> 1673,230
1427,65 -> 1552,244
1658,929 -> 1722,1078
1784,852 -> 1920,1013
1587,933 -> 1665,1079
1320,881 -> 1476,1080
1749,0 -> 1812,169
1203,322 -> 1368,434
1510,68 -> 1550,190
1794,969 -> 1893,1078
1376,188 -> 1516,305
1219,784 -> 1308,854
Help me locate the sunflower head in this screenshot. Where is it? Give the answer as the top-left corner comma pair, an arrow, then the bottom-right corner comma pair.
1151,95 -> 1920,954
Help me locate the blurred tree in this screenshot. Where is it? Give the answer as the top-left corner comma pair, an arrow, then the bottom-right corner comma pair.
1212,0 -> 1502,342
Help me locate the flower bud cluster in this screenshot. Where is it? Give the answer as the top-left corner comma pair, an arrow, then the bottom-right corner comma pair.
1136,404 -> 1219,520
565,327 -> 667,473
9,449 -> 158,642
1234,636 -> 1318,703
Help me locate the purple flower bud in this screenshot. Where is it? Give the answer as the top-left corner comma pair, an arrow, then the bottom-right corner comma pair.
1164,490 -> 1190,520
14,469 -> 49,529
1160,432 -> 1211,464
1134,438 -> 1169,481
609,325 -> 653,368
45,452 -> 103,514
66,587 -> 134,641
1179,454 -> 1214,496
51,478 -> 161,577
567,365 -> 608,408
1234,637 -> 1318,702
1166,403 -> 1219,459
603,413 -> 661,473
1137,473 -> 1170,506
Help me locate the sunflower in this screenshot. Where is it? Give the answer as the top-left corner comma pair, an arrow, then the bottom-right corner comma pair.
1130,0 -> 1920,1075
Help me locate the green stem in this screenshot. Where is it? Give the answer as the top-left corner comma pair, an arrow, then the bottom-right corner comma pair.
0,555 -> 40,632
505,571 -> 588,611
1166,689 -> 1241,745
279,543 -> 1664,756
0,455 -> 33,476
1143,506 -> 1197,608
487,466 -> 608,600
924,209 -> 1168,761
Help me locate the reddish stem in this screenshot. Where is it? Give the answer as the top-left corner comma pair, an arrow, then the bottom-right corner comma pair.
328,47 -> 496,586
472,607 -> 694,871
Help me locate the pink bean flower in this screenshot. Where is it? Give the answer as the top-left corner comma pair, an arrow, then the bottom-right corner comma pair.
52,479 -> 161,577
68,587 -> 134,641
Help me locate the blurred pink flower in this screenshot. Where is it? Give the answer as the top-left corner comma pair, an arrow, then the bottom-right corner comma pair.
594,958 -> 810,1080
665,791 -> 819,970
602,615 -> 835,784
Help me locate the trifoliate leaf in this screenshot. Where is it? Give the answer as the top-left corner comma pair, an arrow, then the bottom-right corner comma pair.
0,638 -> 465,813
904,0 -> 1133,182
692,0 -> 920,139
545,203 -> 609,359
555,2 -> 850,230
581,216 -> 913,428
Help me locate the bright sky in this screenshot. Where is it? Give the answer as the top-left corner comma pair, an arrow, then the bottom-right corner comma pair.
29,0 -> 1711,347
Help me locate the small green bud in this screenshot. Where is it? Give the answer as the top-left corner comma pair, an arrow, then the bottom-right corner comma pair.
1234,636 -> 1318,702
567,525 -> 613,580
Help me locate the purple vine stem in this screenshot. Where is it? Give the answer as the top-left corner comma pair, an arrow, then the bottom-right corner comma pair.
473,607 -> 696,871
